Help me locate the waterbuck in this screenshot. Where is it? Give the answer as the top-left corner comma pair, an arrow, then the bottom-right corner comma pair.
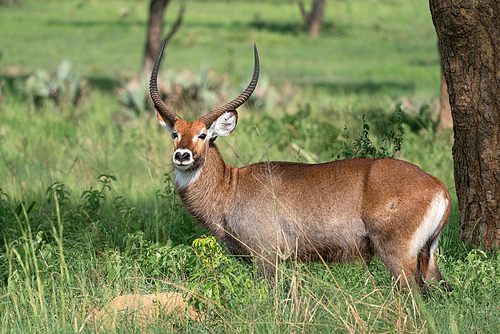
149,40 -> 450,290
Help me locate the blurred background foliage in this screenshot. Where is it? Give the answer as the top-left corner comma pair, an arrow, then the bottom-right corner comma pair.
0,0 -> 453,203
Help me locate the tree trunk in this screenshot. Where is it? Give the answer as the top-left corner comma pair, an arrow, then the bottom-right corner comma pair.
142,0 -> 170,78
141,0 -> 184,78
299,0 -> 325,37
430,0 -> 500,251
435,64 -> 453,131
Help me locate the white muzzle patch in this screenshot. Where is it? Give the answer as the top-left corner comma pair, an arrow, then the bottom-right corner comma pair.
173,149 -> 194,170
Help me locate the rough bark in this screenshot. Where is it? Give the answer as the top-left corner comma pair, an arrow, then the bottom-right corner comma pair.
299,0 -> 325,37
430,0 -> 500,251
435,64 -> 453,131
141,0 -> 184,78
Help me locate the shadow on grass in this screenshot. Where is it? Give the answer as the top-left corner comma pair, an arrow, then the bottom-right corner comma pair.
311,80 -> 415,95
1,74 -> 121,94
45,19 -> 144,29
43,16 -> 349,39
0,75 -> 19,91
87,76 -> 121,93
248,19 -> 348,37
249,20 -> 303,35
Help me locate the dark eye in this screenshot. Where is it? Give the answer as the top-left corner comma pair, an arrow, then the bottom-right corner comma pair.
198,133 -> 207,140
171,132 -> 178,139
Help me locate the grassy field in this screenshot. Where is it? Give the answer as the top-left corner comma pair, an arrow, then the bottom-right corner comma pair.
0,0 -> 499,333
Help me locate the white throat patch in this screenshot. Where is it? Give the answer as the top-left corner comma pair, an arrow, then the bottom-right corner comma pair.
173,164 -> 204,189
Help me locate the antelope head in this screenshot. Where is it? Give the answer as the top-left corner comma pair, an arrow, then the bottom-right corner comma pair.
149,39 -> 259,173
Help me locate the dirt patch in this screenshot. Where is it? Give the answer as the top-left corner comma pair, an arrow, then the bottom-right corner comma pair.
97,292 -> 201,330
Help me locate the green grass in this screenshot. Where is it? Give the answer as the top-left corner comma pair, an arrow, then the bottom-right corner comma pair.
1,0 -> 439,94
1,184 -> 498,333
0,0 -> 498,332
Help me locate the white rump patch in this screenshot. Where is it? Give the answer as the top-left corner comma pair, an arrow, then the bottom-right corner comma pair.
409,194 -> 448,259
173,164 -> 204,189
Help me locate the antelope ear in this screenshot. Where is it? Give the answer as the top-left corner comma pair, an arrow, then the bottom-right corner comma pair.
208,110 -> 238,140
156,109 -> 174,134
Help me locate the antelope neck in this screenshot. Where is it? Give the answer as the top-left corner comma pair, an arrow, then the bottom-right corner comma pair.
174,144 -> 238,237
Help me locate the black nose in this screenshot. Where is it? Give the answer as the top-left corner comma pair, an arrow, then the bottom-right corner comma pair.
175,151 -> 191,162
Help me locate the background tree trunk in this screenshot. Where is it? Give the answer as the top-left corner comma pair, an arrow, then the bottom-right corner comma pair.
142,0 -> 169,78
430,0 -> 500,251
299,0 -> 325,37
141,0 -> 184,78
435,64 -> 453,131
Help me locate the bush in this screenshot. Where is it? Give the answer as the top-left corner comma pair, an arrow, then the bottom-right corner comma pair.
17,61 -> 88,109
337,110 -> 404,160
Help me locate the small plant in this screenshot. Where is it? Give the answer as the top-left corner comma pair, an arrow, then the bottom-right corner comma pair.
17,61 -> 87,109
116,75 -> 149,117
45,182 -> 70,209
80,174 -> 116,215
190,236 -> 227,305
337,110 -> 404,160
443,248 -> 500,293
0,188 -> 10,223
188,236 -> 265,308
246,76 -> 278,111
396,97 -> 435,132
155,173 -> 177,203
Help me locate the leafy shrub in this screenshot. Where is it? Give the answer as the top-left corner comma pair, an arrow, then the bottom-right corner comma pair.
188,236 -> 266,307
443,248 -> 500,293
337,110 -> 404,159
283,103 -> 341,158
155,173 -> 207,246
241,103 -> 342,164
125,232 -> 192,281
395,97 -> 435,132
80,173 -> 116,216
123,232 -> 264,310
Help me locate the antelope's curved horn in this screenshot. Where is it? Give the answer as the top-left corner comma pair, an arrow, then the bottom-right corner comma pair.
149,39 -> 181,125
200,44 -> 259,128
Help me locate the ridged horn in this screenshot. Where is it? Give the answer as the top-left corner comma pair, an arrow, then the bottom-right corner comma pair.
150,38 -> 181,125
200,44 -> 260,128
